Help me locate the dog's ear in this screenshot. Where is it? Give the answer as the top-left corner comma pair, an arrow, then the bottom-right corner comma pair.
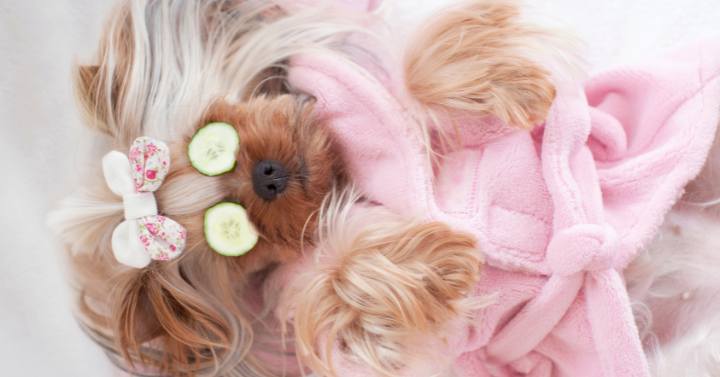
76,65 -> 100,104
75,64 -> 115,136
112,267 -> 238,374
404,1 -> 556,129
74,4 -> 135,140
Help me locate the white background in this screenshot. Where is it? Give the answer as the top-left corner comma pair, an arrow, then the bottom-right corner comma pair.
1,0 -> 719,376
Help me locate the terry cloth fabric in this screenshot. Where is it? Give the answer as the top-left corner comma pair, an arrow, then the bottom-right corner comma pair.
286,37 -> 720,376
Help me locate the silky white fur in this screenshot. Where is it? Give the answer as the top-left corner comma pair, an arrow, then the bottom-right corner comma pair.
628,208 -> 720,376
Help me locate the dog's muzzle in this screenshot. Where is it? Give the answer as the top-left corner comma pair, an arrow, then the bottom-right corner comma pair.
252,160 -> 289,201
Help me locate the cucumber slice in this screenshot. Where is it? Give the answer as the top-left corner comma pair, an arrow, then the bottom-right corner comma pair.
188,122 -> 239,176
204,202 -> 258,256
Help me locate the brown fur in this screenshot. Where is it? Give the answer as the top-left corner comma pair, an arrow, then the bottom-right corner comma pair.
69,95 -> 345,376
62,0 -> 560,376
280,205 -> 483,377
404,0 -> 556,129
75,3 -> 136,144
187,96 -> 346,274
67,4 -> 346,376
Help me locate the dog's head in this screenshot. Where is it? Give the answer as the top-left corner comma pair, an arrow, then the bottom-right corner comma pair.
193,96 -> 345,271
61,1 -> 350,375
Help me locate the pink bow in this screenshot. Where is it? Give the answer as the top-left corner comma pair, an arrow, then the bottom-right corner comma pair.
103,137 -> 187,268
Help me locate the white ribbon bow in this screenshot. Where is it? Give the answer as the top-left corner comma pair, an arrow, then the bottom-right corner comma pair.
102,137 -> 187,268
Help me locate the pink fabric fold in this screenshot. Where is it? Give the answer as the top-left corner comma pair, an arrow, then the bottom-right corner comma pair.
287,37 -> 720,376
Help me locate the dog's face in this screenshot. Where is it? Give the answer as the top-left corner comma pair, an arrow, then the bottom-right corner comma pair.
67,1 -> 349,374
193,95 -> 345,273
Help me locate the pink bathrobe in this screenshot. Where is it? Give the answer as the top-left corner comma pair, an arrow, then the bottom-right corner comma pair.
286,36 -> 720,376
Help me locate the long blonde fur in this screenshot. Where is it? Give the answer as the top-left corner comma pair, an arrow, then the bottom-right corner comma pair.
403,0 -> 564,130
49,0 -> 572,376
279,191 -> 485,377
627,127 -> 720,377
74,0 -> 368,147
627,210 -> 720,377
48,1 -> 371,375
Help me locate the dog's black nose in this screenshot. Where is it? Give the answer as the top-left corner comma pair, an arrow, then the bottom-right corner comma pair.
252,160 -> 289,201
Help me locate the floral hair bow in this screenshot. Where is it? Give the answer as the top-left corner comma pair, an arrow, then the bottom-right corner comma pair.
102,137 -> 187,268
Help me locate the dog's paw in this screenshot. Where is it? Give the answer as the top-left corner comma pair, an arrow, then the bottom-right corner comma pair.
404,0 -> 557,129
280,206 -> 482,376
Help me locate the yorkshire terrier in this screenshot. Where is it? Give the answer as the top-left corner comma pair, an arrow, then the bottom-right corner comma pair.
49,1 -> 355,376
49,1 -> 720,377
